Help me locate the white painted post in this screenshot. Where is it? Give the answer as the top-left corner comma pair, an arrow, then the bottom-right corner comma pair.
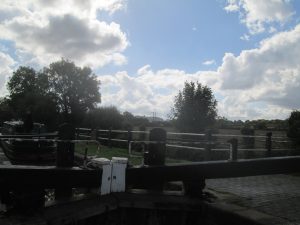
91,158 -> 112,195
111,157 -> 128,192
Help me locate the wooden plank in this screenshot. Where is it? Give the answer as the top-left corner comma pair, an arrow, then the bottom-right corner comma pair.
0,192 -> 205,225
0,133 -> 58,139
44,194 -> 119,225
0,165 -> 102,189
127,156 -> 300,185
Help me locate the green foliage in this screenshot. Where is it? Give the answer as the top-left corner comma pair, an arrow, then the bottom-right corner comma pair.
42,59 -> 101,124
240,126 -> 255,149
215,117 -> 288,130
122,111 -> 149,129
0,97 -> 14,123
5,59 -> 101,129
287,110 -> 300,146
6,66 -> 58,129
83,106 -> 123,129
75,143 -> 142,165
172,81 -> 217,132
7,67 -> 37,96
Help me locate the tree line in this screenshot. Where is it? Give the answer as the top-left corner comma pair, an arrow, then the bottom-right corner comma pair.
0,59 -> 299,147
0,59 -> 152,130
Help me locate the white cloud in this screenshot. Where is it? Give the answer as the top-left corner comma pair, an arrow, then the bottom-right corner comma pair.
202,59 -> 216,65
224,0 -> 294,34
240,34 -> 250,41
0,52 -> 15,96
224,0 -> 239,12
0,0 -> 128,68
100,24 -> 300,120
216,23 -> 300,119
99,66 -> 219,117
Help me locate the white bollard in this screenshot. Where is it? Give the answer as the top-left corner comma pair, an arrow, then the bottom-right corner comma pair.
91,158 -> 112,195
111,157 -> 128,192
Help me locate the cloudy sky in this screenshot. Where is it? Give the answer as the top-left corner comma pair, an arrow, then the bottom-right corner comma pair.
1,0 -> 300,120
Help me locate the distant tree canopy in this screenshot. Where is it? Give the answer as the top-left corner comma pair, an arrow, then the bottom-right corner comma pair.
215,117 -> 288,130
287,110 -> 300,146
7,66 -> 58,128
172,81 -> 217,132
0,97 -> 14,122
83,106 -> 123,130
4,59 -> 101,128
43,59 -> 101,122
122,111 -> 149,129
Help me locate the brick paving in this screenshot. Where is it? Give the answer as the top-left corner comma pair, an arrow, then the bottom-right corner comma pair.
206,174 -> 300,224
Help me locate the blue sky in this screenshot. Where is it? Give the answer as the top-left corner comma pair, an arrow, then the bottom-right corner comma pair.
100,0 -> 250,74
1,0 -> 300,120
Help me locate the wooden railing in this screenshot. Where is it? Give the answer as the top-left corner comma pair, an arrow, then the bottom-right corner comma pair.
0,125 -> 299,213
75,127 -> 298,161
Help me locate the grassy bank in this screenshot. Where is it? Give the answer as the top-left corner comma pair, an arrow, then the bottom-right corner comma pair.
75,142 -> 189,166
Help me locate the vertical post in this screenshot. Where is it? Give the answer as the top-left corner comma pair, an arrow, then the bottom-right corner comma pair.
183,131 -> 207,197
90,128 -> 96,140
95,128 -> 99,141
127,129 -> 132,150
76,128 -> 80,140
55,123 -> 75,200
144,128 -> 166,166
108,128 -> 112,148
266,132 -> 272,157
205,130 -> 212,161
143,128 -> 166,191
228,138 -> 238,161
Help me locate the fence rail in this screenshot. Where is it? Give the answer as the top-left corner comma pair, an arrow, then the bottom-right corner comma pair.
74,127 -> 297,161
0,124 -> 299,215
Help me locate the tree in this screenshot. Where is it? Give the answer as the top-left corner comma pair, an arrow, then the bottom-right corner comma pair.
7,66 -> 37,97
83,106 -> 123,129
122,111 -> 149,129
172,81 -> 217,132
42,59 -> 101,124
0,97 -> 14,123
5,59 -> 101,128
6,67 -> 59,129
287,110 -> 300,146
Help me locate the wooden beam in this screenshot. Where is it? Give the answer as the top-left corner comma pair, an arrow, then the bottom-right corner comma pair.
0,166 -> 102,190
127,156 -> 300,185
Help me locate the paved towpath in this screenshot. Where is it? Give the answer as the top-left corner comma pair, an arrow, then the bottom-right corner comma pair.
206,174 -> 300,224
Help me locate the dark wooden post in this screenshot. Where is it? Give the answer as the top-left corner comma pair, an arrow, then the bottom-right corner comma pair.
144,128 -> 166,166
127,129 -> 132,150
76,128 -> 80,140
183,131 -> 208,197
266,132 -> 272,157
95,128 -> 99,141
55,123 -> 75,199
143,128 -> 166,190
108,128 -> 112,148
91,128 -> 97,140
228,138 -> 238,161
205,130 -> 212,161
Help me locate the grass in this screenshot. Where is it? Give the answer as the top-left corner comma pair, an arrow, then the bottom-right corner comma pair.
75,143 -> 190,166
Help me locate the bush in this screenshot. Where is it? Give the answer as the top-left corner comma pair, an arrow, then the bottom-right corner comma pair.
287,110 -> 300,147
240,127 -> 255,149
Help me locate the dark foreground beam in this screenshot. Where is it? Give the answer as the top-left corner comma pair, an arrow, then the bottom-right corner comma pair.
0,165 -> 102,190
127,156 -> 300,185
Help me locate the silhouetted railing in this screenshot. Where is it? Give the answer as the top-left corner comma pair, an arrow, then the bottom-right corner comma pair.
75,128 -> 298,161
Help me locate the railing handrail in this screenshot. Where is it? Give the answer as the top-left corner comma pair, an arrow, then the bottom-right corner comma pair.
76,127 -> 290,140
0,133 -> 58,139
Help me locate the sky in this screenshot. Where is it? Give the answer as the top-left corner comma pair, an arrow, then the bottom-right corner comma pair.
1,0 -> 300,120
